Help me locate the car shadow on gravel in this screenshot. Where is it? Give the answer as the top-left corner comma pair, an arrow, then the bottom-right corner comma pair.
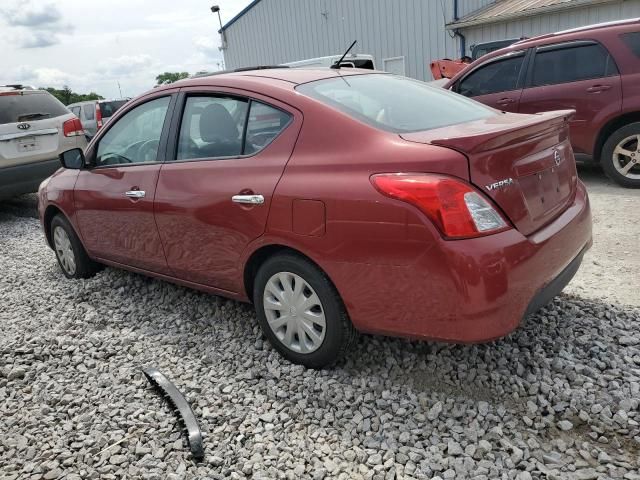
0,193 -> 39,220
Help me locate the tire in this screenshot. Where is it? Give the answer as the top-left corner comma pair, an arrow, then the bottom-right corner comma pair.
253,253 -> 357,369
601,122 -> 640,188
50,214 -> 101,279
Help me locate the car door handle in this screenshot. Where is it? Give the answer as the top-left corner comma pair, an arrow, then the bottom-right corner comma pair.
125,190 -> 146,198
232,194 -> 264,205
497,98 -> 515,105
587,85 -> 612,93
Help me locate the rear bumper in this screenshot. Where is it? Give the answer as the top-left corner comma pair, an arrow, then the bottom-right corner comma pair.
0,158 -> 60,199
324,181 -> 592,343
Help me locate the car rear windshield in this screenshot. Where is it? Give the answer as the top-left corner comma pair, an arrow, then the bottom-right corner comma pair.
99,100 -> 128,118
0,91 -> 69,125
296,74 -> 495,133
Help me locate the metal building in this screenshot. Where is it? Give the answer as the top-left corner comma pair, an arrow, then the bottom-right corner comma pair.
219,0 -> 640,80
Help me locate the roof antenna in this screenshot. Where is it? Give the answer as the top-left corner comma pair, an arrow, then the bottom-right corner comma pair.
331,40 -> 357,69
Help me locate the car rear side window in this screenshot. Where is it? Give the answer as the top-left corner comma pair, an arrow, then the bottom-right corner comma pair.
100,100 -> 127,118
621,31 -> 640,58
297,74 -> 494,134
177,96 -> 248,160
0,92 -> 69,125
243,101 -> 292,155
176,96 -> 291,160
83,104 -> 95,120
457,53 -> 525,97
531,43 -> 617,87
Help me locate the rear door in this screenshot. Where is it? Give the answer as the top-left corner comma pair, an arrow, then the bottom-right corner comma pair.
81,103 -> 97,137
154,88 -> 302,292
74,94 -> 175,273
453,50 -> 529,112
518,41 -> 622,155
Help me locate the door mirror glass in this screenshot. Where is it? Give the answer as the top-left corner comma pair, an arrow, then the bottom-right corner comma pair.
59,148 -> 85,169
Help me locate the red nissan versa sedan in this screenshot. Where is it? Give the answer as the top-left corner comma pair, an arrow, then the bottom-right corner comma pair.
38,68 -> 592,368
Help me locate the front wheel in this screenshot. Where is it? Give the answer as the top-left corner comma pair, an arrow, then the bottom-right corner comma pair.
50,215 -> 101,279
253,253 -> 356,369
601,122 -> 640,188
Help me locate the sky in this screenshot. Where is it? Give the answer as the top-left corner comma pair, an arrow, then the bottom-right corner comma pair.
0,0 -> 252,99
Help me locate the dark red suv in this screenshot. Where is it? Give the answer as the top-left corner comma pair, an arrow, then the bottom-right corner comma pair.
446,19 -> 640,187
39,68 -> 591,368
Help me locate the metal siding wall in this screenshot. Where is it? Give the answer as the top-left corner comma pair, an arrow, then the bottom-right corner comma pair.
461,0 -> 640,49
222,0 -> 459,81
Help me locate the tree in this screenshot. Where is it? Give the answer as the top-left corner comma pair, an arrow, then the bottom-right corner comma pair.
43,87 -> 104,105
155,72 -> 190,85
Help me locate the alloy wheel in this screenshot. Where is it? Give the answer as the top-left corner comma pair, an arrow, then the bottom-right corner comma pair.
612,134 -> 640,180
262,272 -> 326,354
53,226 -> 76,276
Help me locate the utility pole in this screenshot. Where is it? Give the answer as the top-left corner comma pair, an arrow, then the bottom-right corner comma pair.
211,4 -> 227,70
117,81 -> 123,99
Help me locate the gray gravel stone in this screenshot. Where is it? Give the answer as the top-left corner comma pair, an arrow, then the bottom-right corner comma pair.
1,198 -> 640,479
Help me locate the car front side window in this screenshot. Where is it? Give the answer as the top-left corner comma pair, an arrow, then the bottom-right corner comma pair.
95,96 -> 170,167
458,53 -> 525,97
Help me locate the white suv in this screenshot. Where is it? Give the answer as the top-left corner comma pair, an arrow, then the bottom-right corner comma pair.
0,85 -> 87,199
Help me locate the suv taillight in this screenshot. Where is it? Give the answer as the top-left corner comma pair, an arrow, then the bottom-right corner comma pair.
63,118 -> 84,137
96,104 -> 103,129
371,173 -> 510,239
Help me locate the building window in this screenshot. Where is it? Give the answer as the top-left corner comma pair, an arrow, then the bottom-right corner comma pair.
383,57 -> 406,76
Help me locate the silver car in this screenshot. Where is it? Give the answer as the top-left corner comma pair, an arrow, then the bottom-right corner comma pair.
67,99 -> 128,138
0,86 -> 87,199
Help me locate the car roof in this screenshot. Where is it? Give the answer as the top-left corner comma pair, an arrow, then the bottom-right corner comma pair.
173,67 -> 385,88
513,18 -> 640,45
0,88 -> 50,96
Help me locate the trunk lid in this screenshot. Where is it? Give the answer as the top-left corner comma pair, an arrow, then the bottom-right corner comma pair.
401,110 -> 578,236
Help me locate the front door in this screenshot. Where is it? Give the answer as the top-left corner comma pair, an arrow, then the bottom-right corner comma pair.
518,41 -> 622,156
453,50 -> 527,112
74,95 -> 173,273
154,90 -> 301,292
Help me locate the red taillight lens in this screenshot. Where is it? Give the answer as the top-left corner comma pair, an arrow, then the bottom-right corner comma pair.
96,104 -> 103,129
63,118 -> 84,137
371,173 -> 510,239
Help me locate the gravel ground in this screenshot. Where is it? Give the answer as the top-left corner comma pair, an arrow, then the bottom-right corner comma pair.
1,168 -> 640,480
564,164 -> 640,307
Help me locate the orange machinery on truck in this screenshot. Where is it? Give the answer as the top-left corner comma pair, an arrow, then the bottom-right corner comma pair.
430,38 -> 524,80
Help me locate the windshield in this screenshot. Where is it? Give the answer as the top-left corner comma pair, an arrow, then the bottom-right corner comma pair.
0,92 -> 69,125
296,74 -> 495,133
99,100 -> 128,118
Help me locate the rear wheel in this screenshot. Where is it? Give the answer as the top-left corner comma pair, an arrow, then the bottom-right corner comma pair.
50,215 -> 101,279
601,122 -> 640,188
253,253 -> 356,369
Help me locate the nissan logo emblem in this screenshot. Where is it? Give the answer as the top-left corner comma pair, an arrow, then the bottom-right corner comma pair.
553,149 -> 562,166
17,123 -> 31,130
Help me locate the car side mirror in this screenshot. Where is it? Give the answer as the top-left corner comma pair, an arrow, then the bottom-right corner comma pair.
59,148 -> 85,169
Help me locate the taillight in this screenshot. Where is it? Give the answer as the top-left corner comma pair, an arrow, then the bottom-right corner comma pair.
63,118 -> 84,137
371,173 -> 510,239
96,104 -> 103,129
